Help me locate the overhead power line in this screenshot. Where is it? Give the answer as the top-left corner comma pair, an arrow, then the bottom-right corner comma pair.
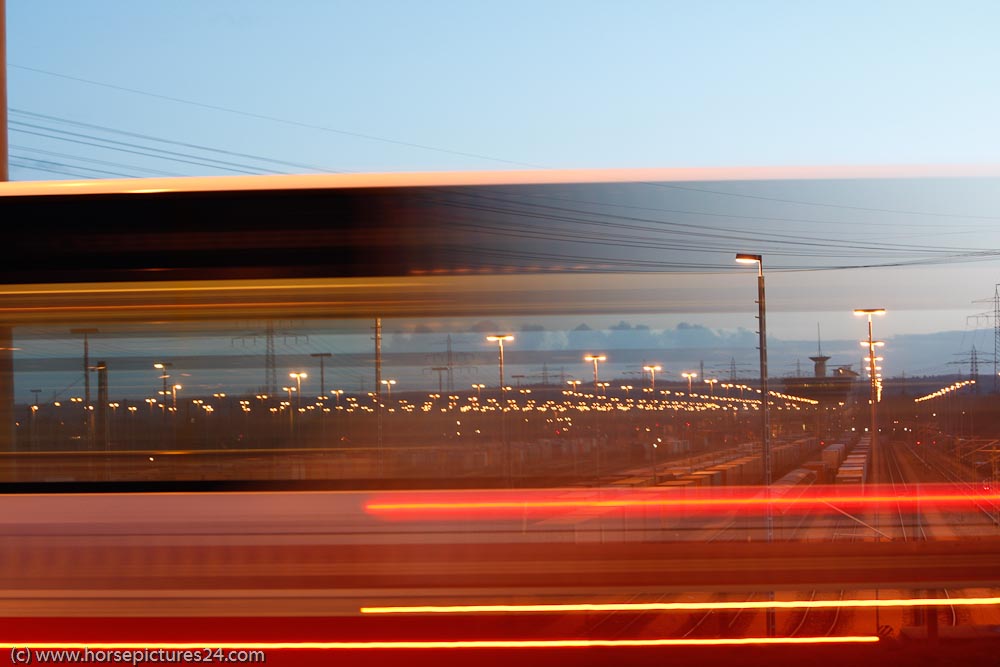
11,143 -> 183,177
10,109 -> 338,174
11,121 -> 275,175
11,64 -> 532,168
9,158 -> 128,180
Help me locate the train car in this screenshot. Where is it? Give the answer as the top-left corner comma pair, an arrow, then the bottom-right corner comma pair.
764,467 -> 817,517
609,475 -> 653,487
802,459 -> 830,484
835,469 -> 865,487
822,443 -> 847,470
774,467 -> 817,489
656,479 -> 695,488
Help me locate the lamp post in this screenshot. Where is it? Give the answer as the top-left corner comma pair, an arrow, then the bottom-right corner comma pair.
584,355 -> 607,392
71,328 -> 99,444
681,371 -> 698,394
643,365 -> 662,391
705,378 -> 718,396
567,380 -> 581,392
171,384 -> 182,412
380,378 -> 396,401
486,335 -> 514,397
854,309 -> 886,486
651,439 -> 660,484
29,389 -> 40,449
310,353 -> 331,399
584,355 -> 608,483
736,251 -> 774,638
472,383 -> 485,400
487,335 -> 514,485
289,372 -> 308,410
282,385 -> 295,436
153,363 -> 172,425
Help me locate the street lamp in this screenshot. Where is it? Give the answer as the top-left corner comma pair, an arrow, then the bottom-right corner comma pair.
583,356 -> 608,483
381,378 -> 397,400
643,364 -> 662,391
486,335 -> 514,396
681,371 -> 698,394
71,328 -> 99,442
705,378 -> 718,396
171,384 -> 182,412
567,380 -> 582,392
472,383 -> 485,399
153,362 -> 172,422
281,385 -> 296,436
855,308 -> 886,479
310,353 -> 332,399
584,354 -> 607,392
486,334 -> 514,485
651,439 -> 660,484
736,251 -> 774,638
289,372 -> 308,409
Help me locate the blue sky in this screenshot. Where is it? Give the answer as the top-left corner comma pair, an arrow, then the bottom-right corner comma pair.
8,1 -> 1000,173
6,2 -> 1000,397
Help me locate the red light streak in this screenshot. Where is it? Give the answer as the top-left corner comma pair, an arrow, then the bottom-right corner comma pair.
365,484 -> 1000,520
362,596 -> 1000,615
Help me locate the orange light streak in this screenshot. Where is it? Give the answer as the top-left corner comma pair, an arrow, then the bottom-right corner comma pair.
365,484 -> 1000,518
6,163 -> 997,199
5,637 -> 879,650
368,495 -> 1000,510
0,301 -> 362,314
362,596 -> 1000,615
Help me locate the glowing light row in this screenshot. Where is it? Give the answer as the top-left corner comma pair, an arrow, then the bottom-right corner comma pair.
40,393 -> 819,415
767,390 -> 818,405
362,595 -> 1000,615
915,379 -> 976,403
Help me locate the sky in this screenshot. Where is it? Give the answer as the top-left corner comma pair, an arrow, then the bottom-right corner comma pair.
6,1 -> 1000,396
8,2 -> 1000,173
